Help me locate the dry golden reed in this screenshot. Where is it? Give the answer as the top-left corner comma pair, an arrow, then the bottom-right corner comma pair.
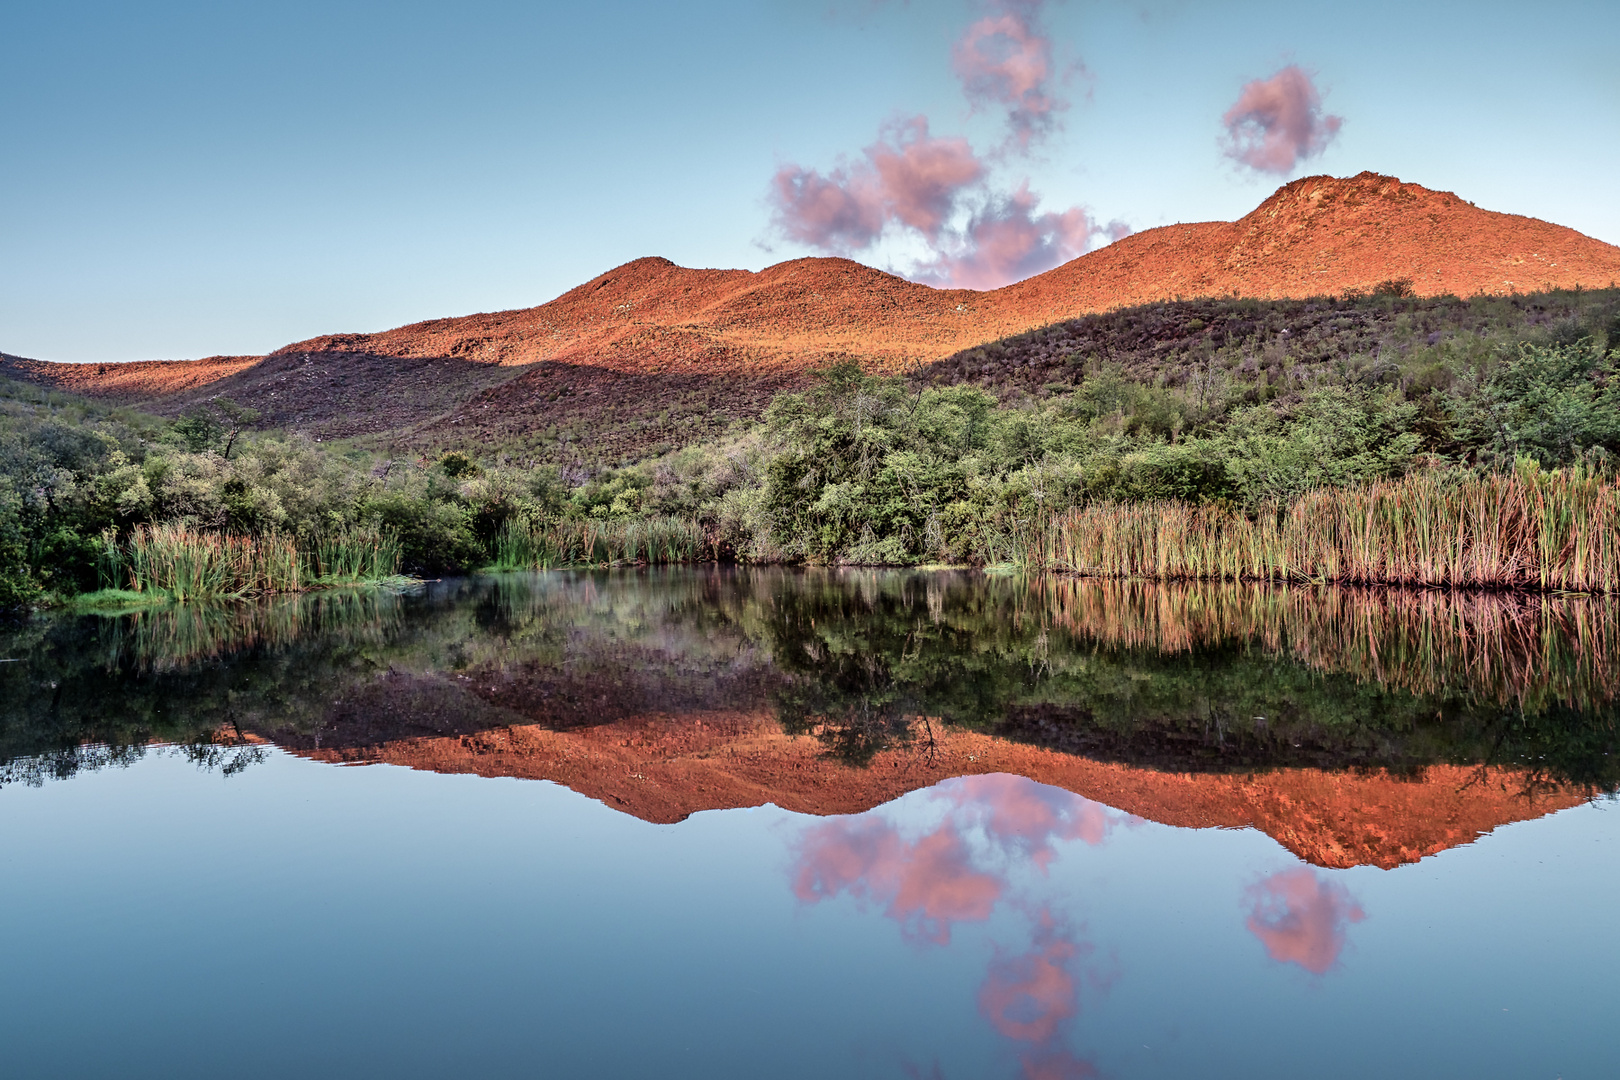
1041,468 -> 1620,593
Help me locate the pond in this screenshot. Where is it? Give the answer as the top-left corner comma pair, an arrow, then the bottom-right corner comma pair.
2,569 -> 1618,1078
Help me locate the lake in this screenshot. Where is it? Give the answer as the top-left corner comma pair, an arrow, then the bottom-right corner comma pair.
2,569 -> 1617,1079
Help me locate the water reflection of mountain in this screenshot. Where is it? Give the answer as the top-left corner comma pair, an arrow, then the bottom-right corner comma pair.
2,569 -> 1614,865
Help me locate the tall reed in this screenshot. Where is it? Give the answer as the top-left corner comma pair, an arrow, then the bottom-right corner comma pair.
125,523 -> 302,600
1043,467 -> 1620,593
493,516 -> 704,569
307,524 -> 403,584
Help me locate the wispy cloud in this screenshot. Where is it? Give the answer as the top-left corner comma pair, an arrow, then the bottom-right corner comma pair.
1221,65 -> 1343,175
953,2 -> 1065,152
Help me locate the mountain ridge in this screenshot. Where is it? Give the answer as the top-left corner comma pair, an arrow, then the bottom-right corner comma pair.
5,171 -> 1618,452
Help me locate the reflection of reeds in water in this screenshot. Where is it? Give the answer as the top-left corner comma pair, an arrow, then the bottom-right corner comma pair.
1031,577 -> 1620,711
113,587 -> 402,671
1043,469 -> 1620,593
493,517 -> 704,569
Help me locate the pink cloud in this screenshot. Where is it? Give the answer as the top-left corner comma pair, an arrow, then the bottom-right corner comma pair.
1244,867 -> 1365,974
979,935 -> 1077,1042
768,117 -> 981,254
765,1 -> 1128,288
977,908 -> 1101,1079
789,776 -> 1127,943
866,118 -> 985,237
791,779 -> 1115,1077
1221,65 -> 1343,175
768,163 -> 885,253
952,4 -> 1064,151
914,184 -> 1129,289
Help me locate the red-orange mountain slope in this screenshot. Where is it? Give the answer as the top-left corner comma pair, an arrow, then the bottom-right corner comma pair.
8,172 -> 1618,438
270,172 -> 1620,380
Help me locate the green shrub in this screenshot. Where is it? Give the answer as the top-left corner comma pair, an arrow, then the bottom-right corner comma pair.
0,479 -> 36,608
364,492 -> 485,574
1451,340 -> 1620,468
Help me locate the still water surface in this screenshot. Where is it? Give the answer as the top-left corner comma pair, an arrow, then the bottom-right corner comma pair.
2,570 -> 1617,1078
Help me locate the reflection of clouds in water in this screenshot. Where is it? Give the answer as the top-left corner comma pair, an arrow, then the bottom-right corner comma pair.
791,774 -> 1122,942
792,816 -> 1001,944
953,774 -> 1116,870
1016,1047 -> 1099,1080
978,909 -> 1103,1079
1245,867 -> 1366,974
791,775 -> 1123,1075
980,930 -> 1075,1041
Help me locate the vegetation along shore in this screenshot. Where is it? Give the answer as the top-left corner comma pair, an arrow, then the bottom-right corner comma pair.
3,287 -> 1617,607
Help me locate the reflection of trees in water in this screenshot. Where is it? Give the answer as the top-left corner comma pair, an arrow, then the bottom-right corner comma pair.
1034,578 -> 1620,714
0,570 -> 769,785
5,568 -> 1620,791
115,588 -> 404,672
756,571 -> 1620,789
0,736 -> 267,789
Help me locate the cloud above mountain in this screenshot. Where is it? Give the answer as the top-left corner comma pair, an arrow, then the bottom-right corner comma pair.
1221,65 -> 1343,175
767,1 -> 1125,289
952,1 -> 1067,152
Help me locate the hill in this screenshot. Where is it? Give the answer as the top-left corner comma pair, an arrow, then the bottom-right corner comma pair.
6,171 -> 1619,458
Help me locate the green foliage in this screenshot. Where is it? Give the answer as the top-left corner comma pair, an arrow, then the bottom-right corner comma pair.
0,478 -> 36,607
364,492 -> 484,575
438,450 -> 479,479
1450,340 -> 1620,468
170,397 -> 260,457
172,403 -> 226,452
0,377 -> 474,602
1222,385 -> 1420,503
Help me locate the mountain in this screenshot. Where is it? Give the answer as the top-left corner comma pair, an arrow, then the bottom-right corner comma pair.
6,171 -> 1618,455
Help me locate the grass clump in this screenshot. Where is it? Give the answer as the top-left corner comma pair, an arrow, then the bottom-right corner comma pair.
122,523 -> 302,600
492,516 -> 703,569
308,524 -> 404,585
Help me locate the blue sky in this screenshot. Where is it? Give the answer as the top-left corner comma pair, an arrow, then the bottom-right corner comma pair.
3,0 -> 1616,362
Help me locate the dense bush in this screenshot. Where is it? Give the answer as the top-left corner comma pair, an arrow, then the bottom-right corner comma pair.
5,287 -> 1620,600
